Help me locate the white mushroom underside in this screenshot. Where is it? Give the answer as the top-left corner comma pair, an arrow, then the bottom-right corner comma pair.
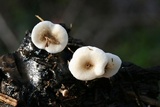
69,46 -> 108,81
102,53 -> 122,78
31,21 -> 68,53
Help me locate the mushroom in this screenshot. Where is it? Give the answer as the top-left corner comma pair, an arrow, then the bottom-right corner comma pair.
101,53 -> 122,78
68,46 -> 108,81
59,89 -> 69,97
31,21 -> 68,53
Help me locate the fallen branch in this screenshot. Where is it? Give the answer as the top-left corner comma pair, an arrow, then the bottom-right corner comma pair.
0,93 -> 17,107
127,91 -> 160,107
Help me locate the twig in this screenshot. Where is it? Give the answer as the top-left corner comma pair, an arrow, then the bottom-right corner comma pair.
35,15 -> 44,22
0,93 -> 17,107
127,91 -> 160,107
125,69 -> 144,107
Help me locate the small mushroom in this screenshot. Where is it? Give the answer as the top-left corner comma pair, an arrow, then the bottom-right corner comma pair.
59,89 -> 69,97
102,53 -> 122,78
68,46 -> 108,81
31,21 -> 68,53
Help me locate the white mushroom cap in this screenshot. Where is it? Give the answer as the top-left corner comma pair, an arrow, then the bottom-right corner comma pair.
68,46 -> 108,81
101,53 -> 122,78
31,21 -> 68,53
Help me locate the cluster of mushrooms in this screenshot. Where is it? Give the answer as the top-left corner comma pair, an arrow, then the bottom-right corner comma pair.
31,20 -> 122,81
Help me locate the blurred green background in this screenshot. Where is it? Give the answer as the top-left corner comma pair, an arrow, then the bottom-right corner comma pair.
0,0 -> 160,67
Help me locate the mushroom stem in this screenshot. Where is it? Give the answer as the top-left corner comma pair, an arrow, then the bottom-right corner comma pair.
84,61 -> 93,70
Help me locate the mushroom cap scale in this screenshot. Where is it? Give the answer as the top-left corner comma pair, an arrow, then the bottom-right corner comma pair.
102,53 -> 122,78
69,46 -> 108,81
31,21 -> 68,53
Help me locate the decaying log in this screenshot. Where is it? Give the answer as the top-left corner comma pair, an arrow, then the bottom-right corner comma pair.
0,27 -> 160,107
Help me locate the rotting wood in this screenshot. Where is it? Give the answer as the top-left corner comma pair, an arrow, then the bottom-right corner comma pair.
0,28 -> 160,107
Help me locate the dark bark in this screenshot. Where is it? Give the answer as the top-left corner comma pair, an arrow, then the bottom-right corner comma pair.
0,28 -> 160,107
